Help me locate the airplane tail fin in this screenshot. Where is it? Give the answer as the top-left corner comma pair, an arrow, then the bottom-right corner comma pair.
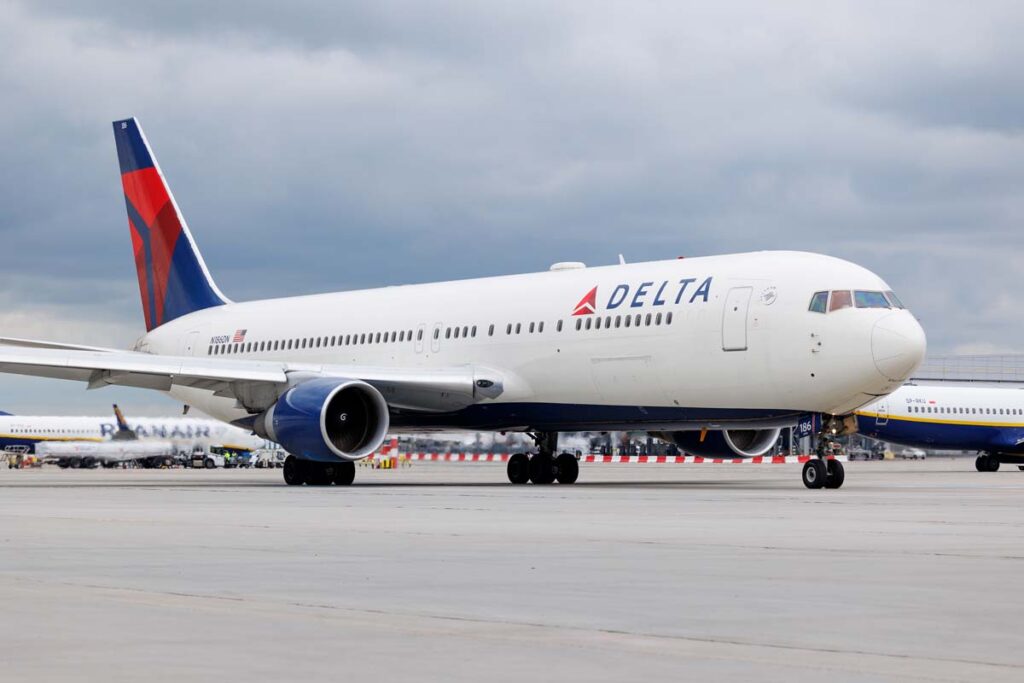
110,404 -> 139,441
112,118 -> 229,331
0,411 -> 11,416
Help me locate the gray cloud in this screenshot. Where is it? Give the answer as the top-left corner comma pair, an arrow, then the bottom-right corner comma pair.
1,0 -> 1023,414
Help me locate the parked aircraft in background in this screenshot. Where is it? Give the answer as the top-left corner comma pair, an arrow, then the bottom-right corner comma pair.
856,384 -> 1024,471
0,118 -> 926,488
0,404 -> 268,468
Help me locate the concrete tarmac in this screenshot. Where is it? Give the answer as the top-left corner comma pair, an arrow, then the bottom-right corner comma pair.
1,459 -> 1022,682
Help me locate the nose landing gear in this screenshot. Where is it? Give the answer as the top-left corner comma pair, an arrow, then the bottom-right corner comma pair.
506,432 -> 579,485
802,458 -> 845,489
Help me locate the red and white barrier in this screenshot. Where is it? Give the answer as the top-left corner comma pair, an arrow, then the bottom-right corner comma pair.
372,445 -> 844,465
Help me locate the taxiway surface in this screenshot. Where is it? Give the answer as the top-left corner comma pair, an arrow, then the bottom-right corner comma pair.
1,460 -> 1022,682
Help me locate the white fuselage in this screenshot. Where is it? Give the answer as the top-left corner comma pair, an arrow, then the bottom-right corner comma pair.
138,250 -> 925,432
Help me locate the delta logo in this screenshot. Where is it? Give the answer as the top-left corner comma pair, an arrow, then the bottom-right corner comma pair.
571,277 -> 714,315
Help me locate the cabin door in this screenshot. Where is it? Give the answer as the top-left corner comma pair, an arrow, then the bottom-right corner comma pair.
875,400 -> 889,425
181,331 -> 201,357
722,287 -> 753,351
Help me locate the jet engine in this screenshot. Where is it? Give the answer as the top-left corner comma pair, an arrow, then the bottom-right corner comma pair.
652,428 -> 782,458
254,378 -> 389,462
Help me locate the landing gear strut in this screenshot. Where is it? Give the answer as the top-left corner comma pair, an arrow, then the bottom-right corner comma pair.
505,432 -> 579,485
283,455 -> 356,486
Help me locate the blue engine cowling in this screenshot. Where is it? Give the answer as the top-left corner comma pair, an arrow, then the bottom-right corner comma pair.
254,378 -> 390,462
653,428 -> 781,458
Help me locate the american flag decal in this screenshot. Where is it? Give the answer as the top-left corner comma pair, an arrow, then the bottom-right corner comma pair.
232,329 -> 247,343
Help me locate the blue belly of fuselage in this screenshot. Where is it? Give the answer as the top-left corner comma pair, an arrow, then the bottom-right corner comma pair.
856,415 -> 1024,453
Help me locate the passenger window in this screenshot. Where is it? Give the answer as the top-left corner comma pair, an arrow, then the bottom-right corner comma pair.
595,317 -> 601,330
515,323 -> 522,334
656,313 -> 662,325
453,327 -> 459,339
576,319 -> 582,331
529,322 -> 535,333
538,322 -> 544,333
829,290 -> 853,312
605,316 -> 611,328
434,329 -> 440,340
808,291 -> 828,313
417,330 -> 423,341
615,316 -> 621,328
472,326 -> 477,337
624,315 -> 631,328
634,314 -> 642,326
854,291 -> 890,308
666,312 -> 673,324
585,318 -> 592,330
645,313 -> 652,326
557,320 -> 563,332
507,323 -> 513,335
489,324 -> 495,336
463,326 -> 468,338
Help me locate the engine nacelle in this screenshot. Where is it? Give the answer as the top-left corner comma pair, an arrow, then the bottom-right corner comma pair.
653,428 -> 781,458
254,378 -> 389,462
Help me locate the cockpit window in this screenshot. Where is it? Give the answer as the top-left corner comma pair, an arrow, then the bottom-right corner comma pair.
829,290 -> 853,312
884,291 -> 904,309
808,291 -> 828,313
854,291 -> 890,308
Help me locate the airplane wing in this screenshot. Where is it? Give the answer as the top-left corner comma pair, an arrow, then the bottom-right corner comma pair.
0,336 -> 120,353
0,343 -> 502,414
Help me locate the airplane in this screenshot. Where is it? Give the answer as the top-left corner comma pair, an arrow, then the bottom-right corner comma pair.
0,118 -> 927,489
855,384 -> 1024,471
0,404 -> 268,468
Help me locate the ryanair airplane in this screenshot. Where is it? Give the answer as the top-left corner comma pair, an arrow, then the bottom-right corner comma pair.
0,119 -> 926,488
0,404 -> 267,468
856,384 -> 1024,471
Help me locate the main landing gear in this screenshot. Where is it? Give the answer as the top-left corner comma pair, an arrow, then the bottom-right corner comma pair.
802,458 -> 845,489
283,455 -> 356,486
507,432 -> 579,485
975,454 -> 1000,472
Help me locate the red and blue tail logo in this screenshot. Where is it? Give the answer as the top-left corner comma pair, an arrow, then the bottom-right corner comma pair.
113,118 -> 227,331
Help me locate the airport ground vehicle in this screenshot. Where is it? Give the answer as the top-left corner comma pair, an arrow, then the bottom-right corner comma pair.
0,119 -> 927,489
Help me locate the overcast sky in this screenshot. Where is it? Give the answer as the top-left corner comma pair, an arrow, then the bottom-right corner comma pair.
1,1 -> 1023,415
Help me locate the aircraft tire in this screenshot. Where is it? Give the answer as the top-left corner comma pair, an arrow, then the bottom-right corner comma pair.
802,459 -> 827,489
555,452 -> 579,484
304,462 -> 331,486
331,461 -> 356,486
824,459 -> 845,489
975,456 -> 986,472
283,456 -> 303,486
989,457 -> 1001,472
529,453 -> 556,485
507,453 -> 530,484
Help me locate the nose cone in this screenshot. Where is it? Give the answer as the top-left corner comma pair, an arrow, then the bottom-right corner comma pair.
872,312 -> 926,382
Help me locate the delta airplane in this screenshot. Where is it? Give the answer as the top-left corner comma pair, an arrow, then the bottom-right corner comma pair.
0,118 -> 927,489
0,404 -> 268,468
856,384 -> 1024,472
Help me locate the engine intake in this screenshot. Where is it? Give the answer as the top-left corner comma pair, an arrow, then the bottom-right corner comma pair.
653,428 -> 781,458
255,378 -> 389,461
